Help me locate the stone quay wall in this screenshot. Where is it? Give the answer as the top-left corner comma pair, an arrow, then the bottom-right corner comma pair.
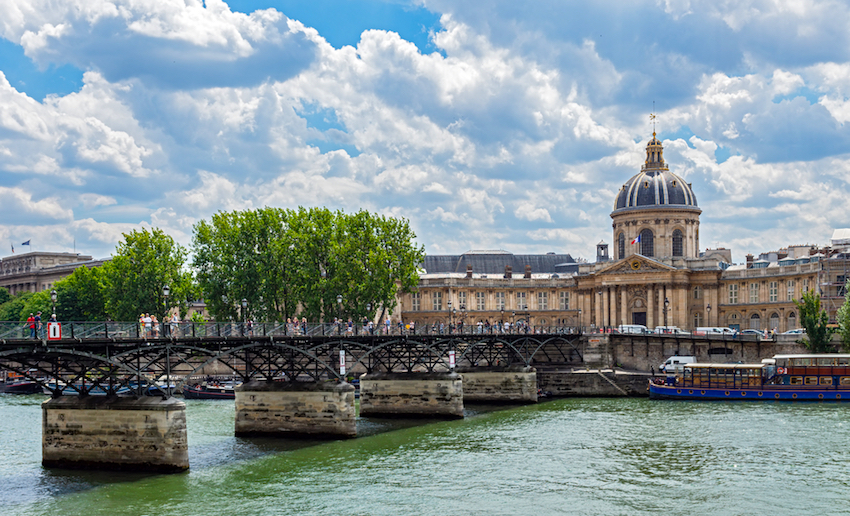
538,369 -> 650,397
359,372 -> 464,419
235,380 -> 356,438
458,366 -> 537,403
42,396 -> 188,473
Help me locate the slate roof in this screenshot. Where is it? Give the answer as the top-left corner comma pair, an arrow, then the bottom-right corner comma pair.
422,252 -> 578,275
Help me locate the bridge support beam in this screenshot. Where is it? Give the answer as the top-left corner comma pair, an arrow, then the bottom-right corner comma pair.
359,372 -> 463,419
235,380 -> 356,438
458,366 -> 538,403
42,396 -> 188,473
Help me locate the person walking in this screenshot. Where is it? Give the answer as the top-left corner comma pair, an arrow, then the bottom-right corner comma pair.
35,312 -> 42,339
27,313 -> 35,339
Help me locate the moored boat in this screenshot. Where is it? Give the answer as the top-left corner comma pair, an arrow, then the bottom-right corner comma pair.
649,354 -> 850,401
182,382 -> 236,400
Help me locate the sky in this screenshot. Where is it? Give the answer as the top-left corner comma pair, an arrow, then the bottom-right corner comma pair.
1,0 -> 850,264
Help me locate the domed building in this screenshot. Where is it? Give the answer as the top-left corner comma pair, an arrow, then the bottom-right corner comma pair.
397,131 -> 824,334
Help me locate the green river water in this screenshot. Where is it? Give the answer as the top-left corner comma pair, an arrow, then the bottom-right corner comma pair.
1,394 -> 848,515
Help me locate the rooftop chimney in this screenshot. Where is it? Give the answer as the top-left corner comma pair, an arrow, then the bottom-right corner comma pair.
504,265 -> 512,279
746,254 -> 754,269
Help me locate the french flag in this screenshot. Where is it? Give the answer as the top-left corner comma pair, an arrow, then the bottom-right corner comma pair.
631,234 -> 641,245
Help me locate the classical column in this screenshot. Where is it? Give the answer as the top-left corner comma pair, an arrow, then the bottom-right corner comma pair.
647,285 -> 655,328
602,288 -> 610,327
677,285 -> 687,329
594,289 -> 602,327
620,288 -> 628,326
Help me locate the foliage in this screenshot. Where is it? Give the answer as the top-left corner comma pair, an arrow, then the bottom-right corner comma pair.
192,207 -> 425,322
838,280 -> 850,351
794,290 -> 836,353
103,228 -> 194,321
0,287 -> 10,305
54,266 -> 108,321
21,290 -> 53,320
0,292 -> 34,322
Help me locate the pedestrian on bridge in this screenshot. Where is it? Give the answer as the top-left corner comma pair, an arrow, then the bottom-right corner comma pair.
27,313 -> 35,339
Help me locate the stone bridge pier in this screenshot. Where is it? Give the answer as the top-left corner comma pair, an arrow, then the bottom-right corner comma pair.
359,372 -> 464,419
42,396 -> 189,473
235,380 -> 356,438
458,365 -> 538,403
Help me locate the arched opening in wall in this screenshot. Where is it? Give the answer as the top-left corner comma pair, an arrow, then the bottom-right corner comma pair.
769,313 -> 780,332
788,312 -> 796,330
618,232 -> 625,260
693,312 -> 703,329
672,229 -> 684,257
727,312 -> 740,331
640,229 -> 654,257
749,313 -> 761,330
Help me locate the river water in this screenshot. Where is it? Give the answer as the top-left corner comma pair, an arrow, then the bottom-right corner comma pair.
1,394 -> 848,515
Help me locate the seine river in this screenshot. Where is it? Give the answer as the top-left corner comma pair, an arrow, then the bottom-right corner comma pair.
1,394 -> 848,515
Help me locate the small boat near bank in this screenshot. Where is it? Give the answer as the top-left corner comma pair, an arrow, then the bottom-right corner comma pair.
650,354 -> 850,401
182,382 -> 237,399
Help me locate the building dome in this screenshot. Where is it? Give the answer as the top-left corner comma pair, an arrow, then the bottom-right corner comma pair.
613,134 -> 698,212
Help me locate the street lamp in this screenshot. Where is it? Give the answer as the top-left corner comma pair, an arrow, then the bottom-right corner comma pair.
241,298 -> 247,335
336,294 -> 343,334
451,307 -> 456,333
706,303 -> 712,326
512,310 -> 516,333
162,285 -> 170,337
664,297 -> 670,330
50,289 -> 57,317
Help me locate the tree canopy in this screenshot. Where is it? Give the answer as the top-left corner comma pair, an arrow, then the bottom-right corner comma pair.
794,290 -> 836,352
54,265 -> 108,321
192,207 -> 424,323
103,228 -> 194,321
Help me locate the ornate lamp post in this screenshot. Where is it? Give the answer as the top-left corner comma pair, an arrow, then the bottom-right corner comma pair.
500,308 -> 505,333
447,300 -> 452,334
50,289 -> 57,318
452,307 -> 457,334
706,303 -> 711,327
336,294 -> 343,334
241,298 -> 247,335
512,310 -> 516,333
162,285 -> 170,337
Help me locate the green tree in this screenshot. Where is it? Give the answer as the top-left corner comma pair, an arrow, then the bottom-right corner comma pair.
103,228 -> 194,321
794,290 -> 836,352
0,287 -> 11,306
837,280 -> 850,350
54,266 -> 108,321
191,207 -> 424,323
0,291 -> 34,322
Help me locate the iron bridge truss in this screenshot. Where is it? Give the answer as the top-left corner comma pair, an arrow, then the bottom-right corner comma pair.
0,332 -> 583,397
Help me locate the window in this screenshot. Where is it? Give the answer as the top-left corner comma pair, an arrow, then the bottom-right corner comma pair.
560,291 -> 570,310
803,278 -> 809,292
841,377 -> 850,386
749,313 -> 761,330
693,312 -> 703,328
458,291 -> 467,310
538,292 -> 548,310
672,229 -> 684,257
496,292 -> 505,310
412,292 -> 421,311
805,377 -> 819,386
769,313 -> 779,330
769,281 -> 778,302
790,377 -> 803,385
749,283 -> 759,303
640,229 -> 654,257
694,285 -> 703,299
618,233 -> 625,260
787,280 -> 795,301
821,376 -> 833,386
788,312 -> 796,329
729,284 -> 739,304
839,275 -> 847,297
475,292 -> 485,311
432,291 -> 442,311
517,292 -> 527,310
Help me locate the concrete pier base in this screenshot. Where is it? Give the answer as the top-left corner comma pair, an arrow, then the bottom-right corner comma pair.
458,366 -> 538,403
42,396 -> 188,473
359,372 -> 464,419
235,380 -> 356,438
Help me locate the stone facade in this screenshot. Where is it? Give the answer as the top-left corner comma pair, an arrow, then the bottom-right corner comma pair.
42,396 -> 188,472
0,252 -> 103,295
458,366 -> 537,403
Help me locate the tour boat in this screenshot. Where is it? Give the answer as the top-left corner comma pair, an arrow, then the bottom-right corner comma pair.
0,371 -> 42,394
182,382 -> 237,400
649,354 -> 850,401
42,381 -> 133,396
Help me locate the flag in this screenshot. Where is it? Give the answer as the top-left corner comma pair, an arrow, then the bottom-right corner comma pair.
631,235 -> 641,245
21,240 -> 30,246
10,244 -> 13,254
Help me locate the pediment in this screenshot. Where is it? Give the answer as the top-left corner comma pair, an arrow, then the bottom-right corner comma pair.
597,254 -> 677,275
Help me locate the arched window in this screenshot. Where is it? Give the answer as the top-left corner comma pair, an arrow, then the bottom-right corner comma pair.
769,313 -> 780,331
788,312 -> 796,330
672,229 -> 684,257
640,229 -> 654,257
618,232 -> 625,260
749,313 -> 761,330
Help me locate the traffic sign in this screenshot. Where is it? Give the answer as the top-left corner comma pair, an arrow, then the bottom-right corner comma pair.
47,322 -> 62,340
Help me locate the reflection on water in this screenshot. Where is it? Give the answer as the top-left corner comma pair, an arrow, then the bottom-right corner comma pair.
2,394 -> 850,515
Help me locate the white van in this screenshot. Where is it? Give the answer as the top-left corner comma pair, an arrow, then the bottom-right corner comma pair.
618,324 -> 648,334
659,355 -> 696,374
654,326 -> 686,335
695,327 -> 735,335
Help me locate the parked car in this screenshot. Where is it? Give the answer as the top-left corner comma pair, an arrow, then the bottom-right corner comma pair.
740,329 -> 765,338
782,328 -> 806,334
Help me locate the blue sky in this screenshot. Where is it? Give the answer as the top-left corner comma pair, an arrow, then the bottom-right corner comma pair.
1,0 -> 849,264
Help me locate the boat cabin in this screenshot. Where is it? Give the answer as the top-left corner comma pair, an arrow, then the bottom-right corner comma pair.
680,363 -> 766,389
773,354 -> 850,387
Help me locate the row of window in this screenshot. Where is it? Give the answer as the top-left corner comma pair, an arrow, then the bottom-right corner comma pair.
617,229 -> 684,259
727,280 -> 808,304
411,291 -> 571,312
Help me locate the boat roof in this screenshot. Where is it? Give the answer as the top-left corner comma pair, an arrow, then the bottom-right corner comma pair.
686,363 -> 765,369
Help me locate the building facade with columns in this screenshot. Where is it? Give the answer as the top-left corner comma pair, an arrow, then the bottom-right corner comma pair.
397,133 -> 842,333
0,252 -> 105,295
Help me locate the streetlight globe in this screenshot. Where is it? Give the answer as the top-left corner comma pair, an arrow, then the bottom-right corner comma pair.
50,289 -> 57,303
337,294 -> 342,305
162,285 -> 170,298
241,298 -> 247,308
